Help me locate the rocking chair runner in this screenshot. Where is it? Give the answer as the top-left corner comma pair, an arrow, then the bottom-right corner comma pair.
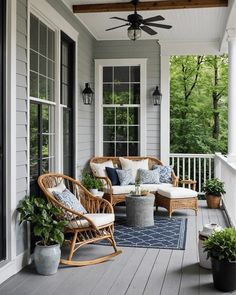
38,173 -> 122,266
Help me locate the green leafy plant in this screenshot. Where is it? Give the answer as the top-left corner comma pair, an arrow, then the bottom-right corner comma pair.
17,196 -> 67,246
203,228 -> 236,261
202,178 -> 225,196
81,172 -> 103,190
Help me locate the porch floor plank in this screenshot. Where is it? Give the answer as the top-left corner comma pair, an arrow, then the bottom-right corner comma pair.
126,248 -> 160,295
159,249 -> 184,295
1,201 -> 236,295
143,249 -> 172,295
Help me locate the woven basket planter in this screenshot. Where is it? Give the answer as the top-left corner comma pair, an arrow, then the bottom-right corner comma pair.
206,194 -> 221,208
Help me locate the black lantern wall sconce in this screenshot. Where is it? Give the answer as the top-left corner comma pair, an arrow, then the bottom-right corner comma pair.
153,86 -> 162,106
82,83 -> 94,105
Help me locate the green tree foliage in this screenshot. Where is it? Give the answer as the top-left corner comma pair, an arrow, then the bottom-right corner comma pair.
170,55 -> 228,154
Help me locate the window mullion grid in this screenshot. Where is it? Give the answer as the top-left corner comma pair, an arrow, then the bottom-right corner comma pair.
46,27 -> 48,101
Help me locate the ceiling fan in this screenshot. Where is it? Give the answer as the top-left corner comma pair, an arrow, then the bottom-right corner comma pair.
106,0 -> 172,41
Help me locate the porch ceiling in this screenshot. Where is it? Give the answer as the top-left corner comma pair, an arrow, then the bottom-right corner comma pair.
62,0 -> 235,50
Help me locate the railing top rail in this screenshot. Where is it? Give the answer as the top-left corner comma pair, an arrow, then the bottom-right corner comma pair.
215,153 -> 236,174
169,153 -> 214,158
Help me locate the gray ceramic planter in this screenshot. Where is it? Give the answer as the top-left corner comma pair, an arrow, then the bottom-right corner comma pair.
34,242 -> 61,275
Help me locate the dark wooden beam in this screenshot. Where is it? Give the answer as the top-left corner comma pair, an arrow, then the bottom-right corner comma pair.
73,0 -> 228,13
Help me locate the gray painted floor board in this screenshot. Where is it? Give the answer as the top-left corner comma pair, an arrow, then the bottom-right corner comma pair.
160,250 -> 184,295
90,247 -> 135,295
108,247 -> 147,295
125,248 -> 159,295
143,249 -> 172,295
0,201 -> 234,295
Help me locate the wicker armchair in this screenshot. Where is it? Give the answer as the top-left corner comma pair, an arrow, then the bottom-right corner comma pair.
38,173 -> 121,266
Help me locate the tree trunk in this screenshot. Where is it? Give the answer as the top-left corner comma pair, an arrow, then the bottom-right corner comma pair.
212,56 -> 220,140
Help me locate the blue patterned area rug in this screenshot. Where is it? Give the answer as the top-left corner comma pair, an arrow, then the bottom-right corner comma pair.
98,215 -> 187,250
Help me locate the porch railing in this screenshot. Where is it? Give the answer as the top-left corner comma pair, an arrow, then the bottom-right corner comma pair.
169,153 -> 215,194
215,153 -> 236,227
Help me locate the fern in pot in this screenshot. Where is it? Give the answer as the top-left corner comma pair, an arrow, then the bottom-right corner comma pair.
17,195 -> 67,275
202,178 -> 225,208
203,227 -> 236,292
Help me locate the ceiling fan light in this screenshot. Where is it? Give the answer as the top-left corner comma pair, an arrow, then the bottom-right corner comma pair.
127,26 -> 141,41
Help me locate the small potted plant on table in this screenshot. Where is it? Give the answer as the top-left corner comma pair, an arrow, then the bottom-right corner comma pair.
17,195 -> 67,275
202,178 -> 225,208
203,227 -> 236,292
81,172 -> 103,195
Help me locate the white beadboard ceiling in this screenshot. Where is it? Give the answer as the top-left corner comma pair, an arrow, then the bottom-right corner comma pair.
62,0 -> 233,45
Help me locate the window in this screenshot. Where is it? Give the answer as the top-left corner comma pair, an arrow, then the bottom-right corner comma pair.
95,59 -> 146,156
29,14 -> 56,195
30,14 -> 55,101
0,0 -> 5,262
30,102 -> 55,194
61,32 -> 75,177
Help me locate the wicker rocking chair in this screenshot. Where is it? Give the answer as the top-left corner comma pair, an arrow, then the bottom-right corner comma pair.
38,173 -> 122,266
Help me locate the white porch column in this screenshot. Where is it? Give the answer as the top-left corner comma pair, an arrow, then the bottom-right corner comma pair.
227,28 -> 236,163
160,55 -> 170,165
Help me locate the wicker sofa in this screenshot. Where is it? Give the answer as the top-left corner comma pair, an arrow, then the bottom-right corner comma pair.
90,156 -> 179,206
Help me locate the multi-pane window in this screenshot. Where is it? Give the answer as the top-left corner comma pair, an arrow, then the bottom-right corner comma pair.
29,14 -> 55,194
103,66 -> 140,156
30,14 -> 55,101
30,103 -> 55,191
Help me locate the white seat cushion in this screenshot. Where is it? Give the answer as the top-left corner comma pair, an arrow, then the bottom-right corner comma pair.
68,213 -> 115,229
141,183 -> 173,192
157,187 -> 198,199
104,183 -> 173,195
108,185 -> 136,195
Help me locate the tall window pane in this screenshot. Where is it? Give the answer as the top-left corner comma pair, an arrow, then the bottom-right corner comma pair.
30,103 -> 55,195
103,66 -> 140,156
30,14 -> 55,102
61,32 -> 75,177
29,14 -> 56,195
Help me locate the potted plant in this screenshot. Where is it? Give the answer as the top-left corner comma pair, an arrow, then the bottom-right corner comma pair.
203,227 -> 236,292
17,195 -> 67,275
81,172 -> 103,195
202,178 -> 225,208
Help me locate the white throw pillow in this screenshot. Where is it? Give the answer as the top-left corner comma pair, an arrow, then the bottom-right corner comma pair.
47,181 -> 66,194
119,157 -> 149,182
90,160 -> 114,178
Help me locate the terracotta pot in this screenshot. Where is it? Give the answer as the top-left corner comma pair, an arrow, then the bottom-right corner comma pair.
206,194 -> 221,209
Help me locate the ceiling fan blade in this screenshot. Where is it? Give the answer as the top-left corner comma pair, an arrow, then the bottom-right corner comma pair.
141,25 -> 157,35
143,15 -> 165,23
110,16 -> 128,22
144,22 -> 172,29
106,23 -> 129,31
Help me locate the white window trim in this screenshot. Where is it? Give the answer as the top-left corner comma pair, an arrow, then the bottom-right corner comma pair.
28,0 -> 79,175
95,58 -> 147,156
5,0 -> 16,269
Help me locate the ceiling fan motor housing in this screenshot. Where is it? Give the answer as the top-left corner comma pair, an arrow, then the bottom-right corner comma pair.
128,13 -> 143,28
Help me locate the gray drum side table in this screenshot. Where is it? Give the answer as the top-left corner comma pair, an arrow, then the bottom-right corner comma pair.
125,194 -> 155,227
